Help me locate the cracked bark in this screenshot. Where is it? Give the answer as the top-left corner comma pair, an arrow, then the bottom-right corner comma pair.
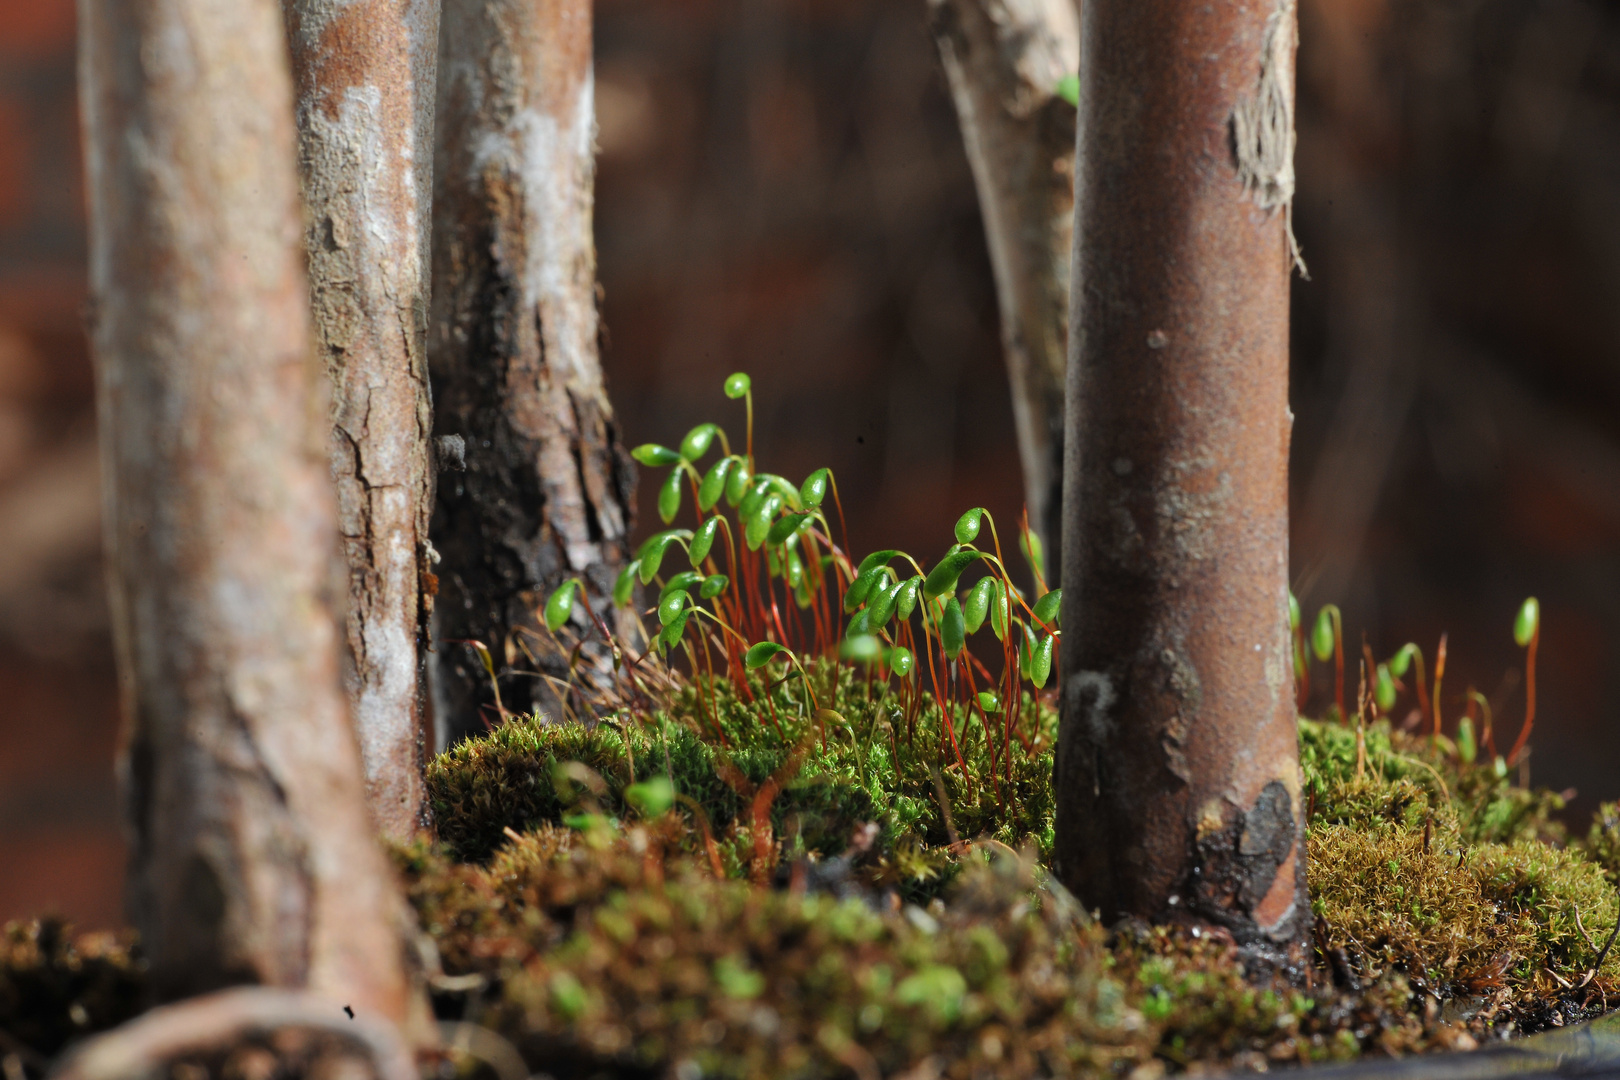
429,0 -> 637,739
79,0 -> 415,1018
1055,0 -> 1309,968
283,0 -> 439,838
930,0 -> 1078,564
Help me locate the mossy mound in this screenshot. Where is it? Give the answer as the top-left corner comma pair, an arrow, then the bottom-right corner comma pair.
401,698 -> 1620,1077
1299,717 -> 1620,1029
8,696 -> 1618,1078
397,827 -> 1436,1079
427,666 -> 1056,883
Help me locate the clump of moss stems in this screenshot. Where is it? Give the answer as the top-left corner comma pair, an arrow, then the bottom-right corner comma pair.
523,371 -> 1063,830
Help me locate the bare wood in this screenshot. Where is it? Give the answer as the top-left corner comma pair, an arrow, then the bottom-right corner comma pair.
429,0 -> 637,735
50,988 -> 416,1080
283,0 -> 439,837
1055,0 -> 1308,964
78,0 -> 414,1017
930,0 -> 1078,561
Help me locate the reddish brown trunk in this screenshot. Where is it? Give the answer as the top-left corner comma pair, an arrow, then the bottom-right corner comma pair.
429,0 -> 637,738
283,0 -> 439,837
79,0 -> 415,1018
1055,0 -> 1308,964
930,0 -> 1078,562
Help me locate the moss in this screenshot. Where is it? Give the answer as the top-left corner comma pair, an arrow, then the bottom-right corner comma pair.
0,918 -> 145,1067
408,702 -> 1620,1076
426,664 -> 1057,873
394,828 -> 1449,1078
1581,802 -> 1620,887
1303,717 -> 1618,1027
1298,716 -> 1567,847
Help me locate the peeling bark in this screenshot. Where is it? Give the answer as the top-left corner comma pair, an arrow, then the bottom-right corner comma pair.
930,0 -> 1078,563
429,0 -> 637,738
283,0 -> 439,838
1055,0 -> 1309,969
78,0 -> 415,1017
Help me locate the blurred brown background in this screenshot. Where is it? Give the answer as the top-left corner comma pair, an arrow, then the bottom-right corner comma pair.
4,0 -> 1620,929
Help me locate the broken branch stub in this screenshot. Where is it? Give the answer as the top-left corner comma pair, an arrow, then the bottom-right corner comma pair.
283,0 -> 440,838
429,0 -> 637,738
930,0 -> 1078,567
1055,0 -> 1309,965
79,0 -> 415,1017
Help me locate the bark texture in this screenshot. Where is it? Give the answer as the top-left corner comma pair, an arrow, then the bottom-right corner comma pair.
1054,0 -> 1308,964
283,0 -> 439,838
79,0 -> 415,1017
930,0 -> 1079,563
429,0 -> 636,739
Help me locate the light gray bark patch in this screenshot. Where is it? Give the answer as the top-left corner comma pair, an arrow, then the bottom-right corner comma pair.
1231,0 -> 1305,275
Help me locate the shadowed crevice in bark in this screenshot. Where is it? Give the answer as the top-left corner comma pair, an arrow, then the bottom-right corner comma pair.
429,0 -> 636,743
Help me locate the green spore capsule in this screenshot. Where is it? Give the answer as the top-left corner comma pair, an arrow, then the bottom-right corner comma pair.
1456,716 -> 1477,765
657,467 -> 683,524
954,507 -> 984,545
698,457 -> 735,511
543,580 -> 579,632
1032,588 -> 1061,629
1389,643 -> 1416,678
613,561 -> 640,607
745,641 -> 786,668
679,423 -> 718,462
724,372 -> 751,399
724,459 -> 752,506
631,443 -> 681,466
895,576 -> 922,622
963,577 -> 994,634
1311,606 -> 1336,662
689,517 -> 721,566
1032,633 -> 1055,689
840,634 -> 882,662
657,590 -> 688,627
799,468 -> 830,509
941,597 -> 966,659
1374,663 -> 1396,713
1514,597 -> 1540,648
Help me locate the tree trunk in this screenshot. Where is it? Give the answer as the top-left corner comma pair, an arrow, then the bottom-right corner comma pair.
79,0 -> 415,1019
283,0 -> 439,838
429,0 -> 637,739
930,0 -> 1078,565
1054,0 -> 1308,965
